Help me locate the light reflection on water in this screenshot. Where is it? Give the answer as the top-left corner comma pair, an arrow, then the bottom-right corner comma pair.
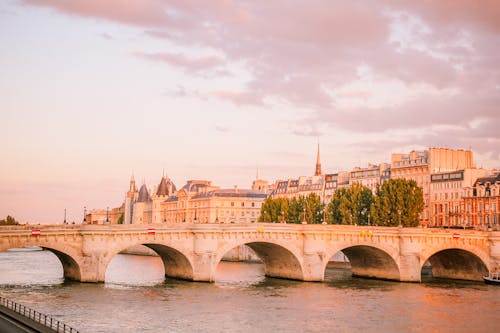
0,249 -> 499,333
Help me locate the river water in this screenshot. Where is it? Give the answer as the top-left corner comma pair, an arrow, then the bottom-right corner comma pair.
0,249 -> 499,333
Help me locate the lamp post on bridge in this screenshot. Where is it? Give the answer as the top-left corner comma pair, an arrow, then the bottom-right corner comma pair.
64,208 -> 67,224
83,206 -> 87,223
106,206 -> 109,224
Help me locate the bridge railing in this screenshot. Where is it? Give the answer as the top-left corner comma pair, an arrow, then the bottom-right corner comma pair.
0,296 -> 79,333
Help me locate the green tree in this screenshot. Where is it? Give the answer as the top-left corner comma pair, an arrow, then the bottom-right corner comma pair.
371,179 -> 424,227
117,213 -> 124,225
326,184 -> 373,225
259,197 -> 288,222
300,193 -> 325,224
0,215 -> 19,225
287,197 -> 303,223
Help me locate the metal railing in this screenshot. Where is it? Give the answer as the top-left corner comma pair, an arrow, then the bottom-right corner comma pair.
0,296 -> 80,333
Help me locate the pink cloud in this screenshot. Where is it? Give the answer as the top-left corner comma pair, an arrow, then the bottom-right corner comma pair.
133,51 -> 225,73
22,0 -> 500,152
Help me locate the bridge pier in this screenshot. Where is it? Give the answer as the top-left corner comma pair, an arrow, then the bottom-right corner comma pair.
302,237 -> 327,281
79,254 -> 107,283
398,234 -> 422,282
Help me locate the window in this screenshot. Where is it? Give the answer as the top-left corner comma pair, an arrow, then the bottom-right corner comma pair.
241,202 -> 245,207
251,202 -> 255,207
231,202 -> 234,207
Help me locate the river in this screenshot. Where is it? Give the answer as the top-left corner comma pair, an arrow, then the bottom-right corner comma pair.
0,248 -> 498,332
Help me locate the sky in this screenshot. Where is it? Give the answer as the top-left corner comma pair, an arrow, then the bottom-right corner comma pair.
1,0 -> 499,223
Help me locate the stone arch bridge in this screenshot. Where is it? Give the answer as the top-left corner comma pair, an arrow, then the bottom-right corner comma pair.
1,224 -> 499,283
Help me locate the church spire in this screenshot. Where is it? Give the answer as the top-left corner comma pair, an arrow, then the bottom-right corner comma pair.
315,143 -> 322,176
129,173 -> 137,192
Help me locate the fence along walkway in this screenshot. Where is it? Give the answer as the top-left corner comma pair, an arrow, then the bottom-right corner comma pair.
0,296 -> 79,333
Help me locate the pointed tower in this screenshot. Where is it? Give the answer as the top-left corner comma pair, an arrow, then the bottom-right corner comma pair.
124,173 -> 138,225
128,174 -> 137,194
315,143 -> 322,176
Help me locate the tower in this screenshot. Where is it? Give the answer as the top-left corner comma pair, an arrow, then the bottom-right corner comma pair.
315,143 -> 322,176
124,174 -> 138,224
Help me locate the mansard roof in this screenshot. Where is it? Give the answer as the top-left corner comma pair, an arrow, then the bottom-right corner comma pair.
474,173 -> 500,187
193,189 -> 267,199
137,184 -> 151,202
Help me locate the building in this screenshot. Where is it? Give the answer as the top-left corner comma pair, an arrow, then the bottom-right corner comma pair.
429,168 -> 489,226
349,163 -> 390,193
111,176 -> 267,225
391,148 -> 475,225
462,173 -> 500,228
164,180 -> 266,224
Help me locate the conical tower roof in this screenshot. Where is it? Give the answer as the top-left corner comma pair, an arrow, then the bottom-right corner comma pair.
137,184 -> 151,202
156,176 -> 176,196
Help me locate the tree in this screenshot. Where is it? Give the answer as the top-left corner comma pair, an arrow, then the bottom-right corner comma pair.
259,197 -> 288,223
0,215 -> 19,225
287,197 -> 302,223
117,213 -> 124,225
300,193 -> 325,224
326,184 -> 373,225
371,179 -> 424,227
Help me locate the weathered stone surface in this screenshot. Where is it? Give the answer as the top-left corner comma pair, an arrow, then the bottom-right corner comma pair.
0,224 -> 497,282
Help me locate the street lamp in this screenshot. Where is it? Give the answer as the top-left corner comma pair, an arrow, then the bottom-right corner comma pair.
64,208 -> 67,224
83,206 -> 87,223
398,209 -> 402,227
106,206 -> 109,223
302,207 -> 307,224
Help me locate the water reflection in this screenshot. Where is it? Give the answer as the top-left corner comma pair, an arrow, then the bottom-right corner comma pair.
1,250 -> 499,333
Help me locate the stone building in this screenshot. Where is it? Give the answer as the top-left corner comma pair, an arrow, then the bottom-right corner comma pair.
462,173 -> 500,228
429,168 -> 490,227
391,148 -> 475,225
163,180 -> 266,224
349,163 -> 391,194
119,176 -> 266,225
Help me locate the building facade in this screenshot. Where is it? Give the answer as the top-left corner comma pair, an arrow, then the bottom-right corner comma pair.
429,168 -> 490,226
391,148 -> 476,225
349,163 -> 390,193
106,177 -> 267,225
462,173 -> 500,228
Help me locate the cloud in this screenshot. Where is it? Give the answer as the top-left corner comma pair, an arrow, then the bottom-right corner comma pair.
22,0 -> 500,166
215,125 -> 230,133
133,51 -> 225,74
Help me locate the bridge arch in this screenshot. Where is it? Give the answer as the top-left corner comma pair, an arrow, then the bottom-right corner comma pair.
324,243 -> 400,281
0,244 -> 82,282
103,242 -> 195,281
421,247 -> 489,281
214,240 -> 304,281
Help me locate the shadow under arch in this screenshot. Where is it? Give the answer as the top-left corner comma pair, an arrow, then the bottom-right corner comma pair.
105,243 -> 194,281
42,247 -> 82,281
421,248 -> 488,281
216,242 -> 304,281
0,246 -> 82,282
334,245 -> 400,281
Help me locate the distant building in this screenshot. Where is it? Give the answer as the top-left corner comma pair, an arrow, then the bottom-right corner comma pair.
429,168 -> 489,226
349,163 -> 390,193
391,148 -> 475,225
462,173 -> 500,228
103,176 -> 268,225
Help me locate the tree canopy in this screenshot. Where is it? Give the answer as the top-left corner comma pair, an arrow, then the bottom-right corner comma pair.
370,179 -> 424,227
259,193 -> 325,224
260,179 -> 424,227
327,183 -> 374,225
0,215 -> 19,225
